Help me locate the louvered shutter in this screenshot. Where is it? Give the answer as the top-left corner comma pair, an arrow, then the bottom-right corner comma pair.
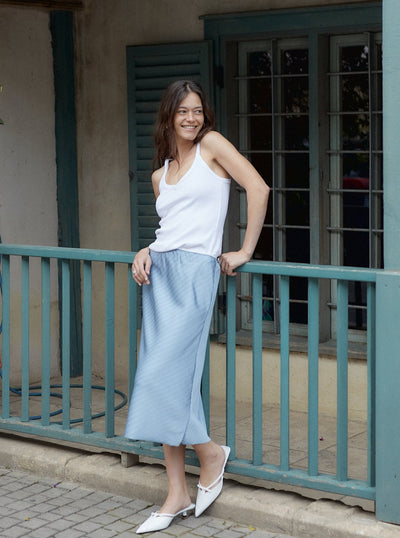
126,41 -> 213,251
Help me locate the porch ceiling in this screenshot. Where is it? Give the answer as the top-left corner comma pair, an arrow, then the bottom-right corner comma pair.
0,0 -> 82,9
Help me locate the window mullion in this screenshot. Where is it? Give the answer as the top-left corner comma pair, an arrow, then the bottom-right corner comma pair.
271,38 -> 282,335
329,36 -> 342,339
309,31 -> 330,340
367,31 -> 374,269
368,31 -> 382,270
238,42 -> 252,330
329,37 -> 342,269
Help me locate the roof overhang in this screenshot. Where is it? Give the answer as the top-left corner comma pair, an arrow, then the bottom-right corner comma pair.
0,0 -> 83,9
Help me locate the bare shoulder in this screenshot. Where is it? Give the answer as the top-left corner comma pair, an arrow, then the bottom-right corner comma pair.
152,166 -> 164,183
201,131 -> 267,190
201,131 -> 233,153
201,131 -> 240,161
200,131 -> 237,179
151,166 -> 164,197
202,130 -> 224,144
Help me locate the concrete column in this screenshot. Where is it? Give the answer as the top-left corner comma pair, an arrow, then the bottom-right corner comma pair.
375,1 -> 400,525
375,272 -> 400,524
383,0 -> 400,270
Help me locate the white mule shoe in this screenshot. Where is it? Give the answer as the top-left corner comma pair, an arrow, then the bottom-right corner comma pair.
195,445 -> 230,517
136,503 -> 195,534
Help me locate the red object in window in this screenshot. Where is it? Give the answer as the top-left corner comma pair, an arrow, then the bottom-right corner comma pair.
343,176 -> 369,189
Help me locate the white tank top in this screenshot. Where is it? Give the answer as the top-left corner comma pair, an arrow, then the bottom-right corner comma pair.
149,143 -> 231,258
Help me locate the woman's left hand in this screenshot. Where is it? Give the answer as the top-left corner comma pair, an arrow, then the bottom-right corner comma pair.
218,249 -> 251,276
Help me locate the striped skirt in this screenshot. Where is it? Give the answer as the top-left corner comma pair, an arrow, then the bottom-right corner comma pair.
124,249 -> 220,447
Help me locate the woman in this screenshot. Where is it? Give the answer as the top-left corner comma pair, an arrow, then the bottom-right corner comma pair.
125,80 -> 269,534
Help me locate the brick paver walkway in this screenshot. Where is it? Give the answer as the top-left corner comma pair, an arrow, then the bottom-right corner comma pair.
0,466 -> 295,538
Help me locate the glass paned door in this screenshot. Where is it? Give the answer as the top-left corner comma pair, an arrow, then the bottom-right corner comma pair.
237,39 -> 309,332
232,31 -> 382,338
329,34 -> 383,334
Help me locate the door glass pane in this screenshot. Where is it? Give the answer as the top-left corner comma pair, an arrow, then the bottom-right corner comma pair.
287,229 -> 310,263
286,191 -> 310,226
249,116 -> 272,150
341,45 -> 369,71
285,154 -> 309,188
284,116 -> 309,150
248,50 -> 272,76
289,276 -> 308,324
329,35 -> 382,331
247,79 -> 272,114
250,153 -> 272,186
342,153 -> 369,187
342,114 -> 369,151
342,74 -> 369,111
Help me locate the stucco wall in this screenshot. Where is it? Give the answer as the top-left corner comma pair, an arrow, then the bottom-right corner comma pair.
75,0 -> 370,384
0,6 -> 59,383
0,7 -> 58,246
210,342 -> 367,422
74,0 -> 368,252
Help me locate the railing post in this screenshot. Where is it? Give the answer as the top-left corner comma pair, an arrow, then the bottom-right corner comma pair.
21,256 -> 30,421
336,280 -> 348,482
308,277 -> 319,476
252,273 -> 263,465
105,262 -> 115,438
41,258 -> 51,426
226,275 -> 236,456
83,260 -> 92,434
1,255 -> 10,419
280,275 -> 290,471
61,260 -> 71,429
375,272 -> 400,524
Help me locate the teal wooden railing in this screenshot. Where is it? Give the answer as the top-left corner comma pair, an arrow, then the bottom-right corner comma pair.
224,262 -> 376,500
0,245 -> 138,445
0,244 -> 397,523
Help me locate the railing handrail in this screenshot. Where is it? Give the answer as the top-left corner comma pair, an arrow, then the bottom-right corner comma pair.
238,260 -> 378,281
0,243 -> 379,281
0,244 -> 134,263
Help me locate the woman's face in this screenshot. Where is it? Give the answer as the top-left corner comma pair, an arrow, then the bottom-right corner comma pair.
173,91 -> 204,142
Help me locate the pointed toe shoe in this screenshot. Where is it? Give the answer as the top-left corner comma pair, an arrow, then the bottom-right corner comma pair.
136,503 -> 195,534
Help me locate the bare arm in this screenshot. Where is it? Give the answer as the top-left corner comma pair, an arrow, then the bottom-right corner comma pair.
201,131 -> 270,275
131,167 -> 164,286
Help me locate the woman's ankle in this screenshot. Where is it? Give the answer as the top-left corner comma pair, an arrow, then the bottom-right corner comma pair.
159,491 -> 192,514
195,443 -> 225,488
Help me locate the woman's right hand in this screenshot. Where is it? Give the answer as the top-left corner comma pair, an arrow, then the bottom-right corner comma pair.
131,247 -> 152,286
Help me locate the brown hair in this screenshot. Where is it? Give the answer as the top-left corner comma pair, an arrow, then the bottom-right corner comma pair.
153,80 -> 215,169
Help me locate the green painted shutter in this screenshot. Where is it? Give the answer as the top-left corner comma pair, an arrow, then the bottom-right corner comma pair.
126,41 -> 213,251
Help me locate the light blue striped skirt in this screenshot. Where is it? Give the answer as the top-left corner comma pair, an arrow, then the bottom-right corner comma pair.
124,249 -> 220,447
